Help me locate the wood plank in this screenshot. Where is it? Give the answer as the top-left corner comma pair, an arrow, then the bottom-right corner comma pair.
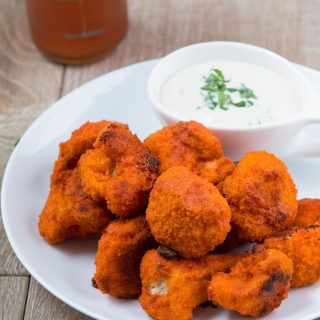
0,218 -> 29,276
0,0 -> 63,181
0,0 -> 64,275
0,276 -> 29,320
24,277 -> 93,320
62,0 -> 320,95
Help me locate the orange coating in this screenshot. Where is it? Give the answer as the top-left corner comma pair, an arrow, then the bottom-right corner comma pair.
52,120 -> 110,182
39,121 -> 113,244
39,168 -> 112,244
139,249 -> 239,320
146,167 -> 231,258
295,198 -> 320,227
222,151 -> 298,241
144,121 -> 234,185
79,122 -> 159,218
198,156 -> 235,185
264,225 -> 320,288
94,216 -> 156,298
208,246 -> 293,317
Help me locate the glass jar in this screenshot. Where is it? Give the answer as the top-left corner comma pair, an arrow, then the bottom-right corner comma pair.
26,0 -> 128,64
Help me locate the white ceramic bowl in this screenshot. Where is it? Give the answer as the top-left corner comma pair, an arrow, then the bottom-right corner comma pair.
148,42 -> 320,160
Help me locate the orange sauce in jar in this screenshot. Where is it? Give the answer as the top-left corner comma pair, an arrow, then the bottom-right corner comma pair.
26,0 -> 128,64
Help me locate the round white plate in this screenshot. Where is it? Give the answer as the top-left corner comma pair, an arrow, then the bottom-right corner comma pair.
2,59 -> 320,320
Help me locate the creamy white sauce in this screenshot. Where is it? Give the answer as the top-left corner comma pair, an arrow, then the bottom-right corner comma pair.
160,60 -> 301,126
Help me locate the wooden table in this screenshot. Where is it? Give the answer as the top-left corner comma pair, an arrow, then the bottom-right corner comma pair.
1,0 -> 320,319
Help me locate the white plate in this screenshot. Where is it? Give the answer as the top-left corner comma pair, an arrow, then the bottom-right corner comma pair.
2,59 -> 320,320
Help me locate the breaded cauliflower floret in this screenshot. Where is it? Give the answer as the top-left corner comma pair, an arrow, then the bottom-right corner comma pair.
264,225 -> 320,288
146,167 -> 231,258
222,151 -> 298,241
208,245 -> 293,317
144,121 -> 234,185
39,168 -> 113,244
295,198 -> 320,227
93,215 -> 156,298
79,122 -> 159,217
139,248 -> 239,320
52,121 -> 110,182
39,121 -> 115,244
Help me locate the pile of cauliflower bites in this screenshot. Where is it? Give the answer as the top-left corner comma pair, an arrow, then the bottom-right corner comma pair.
39,120 -> 320,320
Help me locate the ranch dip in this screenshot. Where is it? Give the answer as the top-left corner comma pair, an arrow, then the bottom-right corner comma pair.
160,60 -> 301,126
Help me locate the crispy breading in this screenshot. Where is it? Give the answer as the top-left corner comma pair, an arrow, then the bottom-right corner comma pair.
78,148 -> 113,201
222,151 -> 298,241
144,121 -> 234,184
208,245 -> 293,317
264,225 -> 320,288
39,168 -> 113,244
196,156 -> 235,185
295,198 -> 320,227
139,248 -> 239,320
93,216 -> 156,298
38,119 -> 320,319
79,122 -> 159,217
39,121 -> 113,244
146,167 -> 231,258
52,121 -> 110,183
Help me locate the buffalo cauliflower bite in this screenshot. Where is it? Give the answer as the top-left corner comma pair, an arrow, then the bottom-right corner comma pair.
208,245 -> 293,317
264,225 -> 320,288
144,121 -> 234,185
39,168 -> 113,244
139,248 -> 239,320
39,121 -> 113,244
222,151 -> 298,241
93,215 -> 156,298
295,198 -> 320,227
52,120 -> 110,181
79,122 -> 159,217
146,167 -> 231,258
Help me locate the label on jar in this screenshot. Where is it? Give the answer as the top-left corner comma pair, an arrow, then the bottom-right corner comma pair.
64,28 -> 105,40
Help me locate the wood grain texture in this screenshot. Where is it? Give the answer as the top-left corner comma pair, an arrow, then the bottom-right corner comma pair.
0,0 -> 63,181
62,0 -> 320,95
0,0 -> 64,275
0,276 -> 29,320
0,218 -> 30,276
24,278 -> 93,320
1,0 -> 320,319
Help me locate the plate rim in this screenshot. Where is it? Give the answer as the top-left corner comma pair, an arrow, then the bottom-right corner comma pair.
1,60 -> 158,320
1,58 -> 320,320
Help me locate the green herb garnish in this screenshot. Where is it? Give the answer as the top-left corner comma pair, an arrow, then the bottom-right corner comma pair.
14,138 -> 20,147
200,69 -> 257,111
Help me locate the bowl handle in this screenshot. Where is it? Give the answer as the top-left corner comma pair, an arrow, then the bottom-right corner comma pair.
284,130 -> 320,157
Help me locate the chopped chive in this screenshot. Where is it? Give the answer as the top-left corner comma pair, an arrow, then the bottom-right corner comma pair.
200,69 -> 257,111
